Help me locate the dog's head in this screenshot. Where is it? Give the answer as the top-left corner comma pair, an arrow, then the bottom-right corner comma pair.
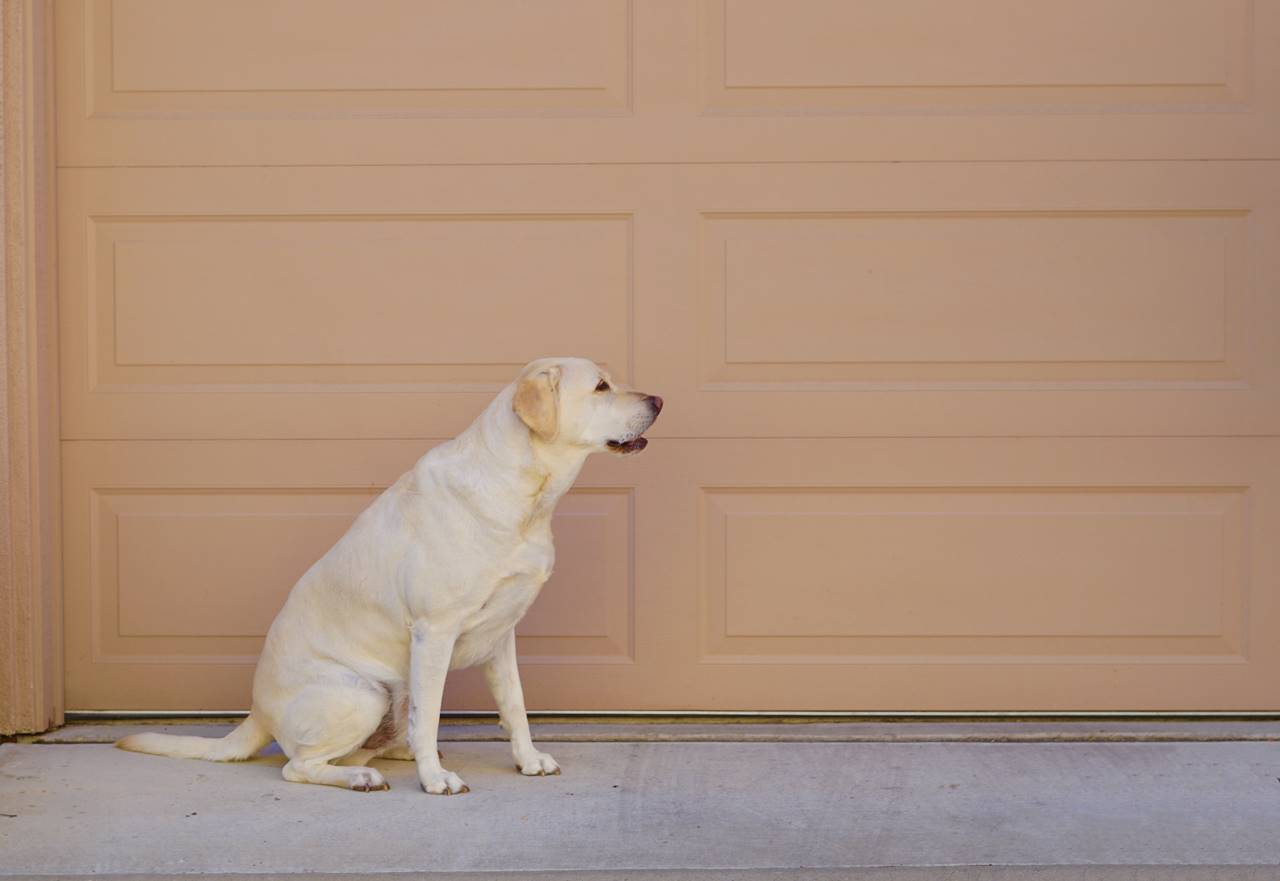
513,357 -> 662,456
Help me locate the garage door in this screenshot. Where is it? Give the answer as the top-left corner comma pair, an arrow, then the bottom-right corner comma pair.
59,0 -> 1280,711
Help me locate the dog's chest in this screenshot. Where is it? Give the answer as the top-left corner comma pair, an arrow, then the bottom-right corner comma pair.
462,534 -> 555,634
449,535 -> 553,670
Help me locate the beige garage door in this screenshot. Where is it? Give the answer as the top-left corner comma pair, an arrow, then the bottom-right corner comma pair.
59,0 -> 1280,711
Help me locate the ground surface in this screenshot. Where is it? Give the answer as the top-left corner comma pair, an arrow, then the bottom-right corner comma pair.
2,722 -> 1279,880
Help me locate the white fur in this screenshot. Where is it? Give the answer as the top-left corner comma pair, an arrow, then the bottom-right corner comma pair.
117,357 -> 661,795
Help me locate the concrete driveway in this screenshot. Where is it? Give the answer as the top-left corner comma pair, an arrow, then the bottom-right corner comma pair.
2,721 -> 1279,880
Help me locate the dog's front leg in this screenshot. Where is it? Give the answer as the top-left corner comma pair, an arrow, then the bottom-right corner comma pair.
483,628 -> 560,776
409,619 -> 468,795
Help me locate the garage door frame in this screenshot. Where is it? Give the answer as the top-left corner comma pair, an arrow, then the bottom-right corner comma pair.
0,0 -> 62,735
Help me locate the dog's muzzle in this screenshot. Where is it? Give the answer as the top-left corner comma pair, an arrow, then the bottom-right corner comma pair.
606,395 -> 663,455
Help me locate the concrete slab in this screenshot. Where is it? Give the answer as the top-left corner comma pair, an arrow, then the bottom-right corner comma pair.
2,739 -> 1278,879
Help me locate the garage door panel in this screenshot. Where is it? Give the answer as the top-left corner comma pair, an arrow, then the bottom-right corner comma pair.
62,162 -> 1280,440
63,437 -> 1280,711
657,161 -> 1280,437
59,166 -> 648,439
705,489 -> 1243,659
674,438 -> 1278,710
705,210 -> 1241,381
56,0 -> 1280,165
705,0 -> 1249,111
63,442 -> 638,710
87,0 -> 629,112
100,215 -> 629,383
115,500 -> 371,640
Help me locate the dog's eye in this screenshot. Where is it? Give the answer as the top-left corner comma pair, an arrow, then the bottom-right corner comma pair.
595,379 -> 610,392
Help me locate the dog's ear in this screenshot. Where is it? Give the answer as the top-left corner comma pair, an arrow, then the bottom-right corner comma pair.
513,365 -> 561,441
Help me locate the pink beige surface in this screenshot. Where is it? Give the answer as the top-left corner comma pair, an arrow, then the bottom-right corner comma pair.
56,0 -> 1280,710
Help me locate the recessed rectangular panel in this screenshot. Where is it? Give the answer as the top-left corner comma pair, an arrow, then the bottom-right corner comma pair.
725,0 -> 1229,87
97,0 -> 630,113
98,487 -> 631,660
97,216 -> 630,386
98,490 -> 375,657
117,511 -> 362,638
704,487 -> 1245,662
726,505 -> 1224,637
113,0 -> 618,92
705,0 -> 1251,111
703,211 -> 1245,384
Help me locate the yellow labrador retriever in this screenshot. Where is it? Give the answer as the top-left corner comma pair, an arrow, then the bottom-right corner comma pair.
118,357 -> 662,795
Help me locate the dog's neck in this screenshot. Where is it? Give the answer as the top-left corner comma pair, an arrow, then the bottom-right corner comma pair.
418,384 -> 589,534
521,443 -> 586,527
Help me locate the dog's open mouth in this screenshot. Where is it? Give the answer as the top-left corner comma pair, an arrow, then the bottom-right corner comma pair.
606,436 -> 648,454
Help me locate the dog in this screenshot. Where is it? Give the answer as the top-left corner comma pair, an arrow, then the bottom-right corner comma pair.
117,357 -> 662,794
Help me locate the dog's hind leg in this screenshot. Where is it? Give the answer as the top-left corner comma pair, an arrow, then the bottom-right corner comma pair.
275,679 -> 391,792
335,748 -> 378,767
283,757 -> 388,790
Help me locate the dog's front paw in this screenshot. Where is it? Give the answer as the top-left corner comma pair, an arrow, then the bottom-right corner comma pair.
517,751 -> 561,776
419,768 -> 469,795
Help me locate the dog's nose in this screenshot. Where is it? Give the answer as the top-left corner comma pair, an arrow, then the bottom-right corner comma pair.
646,395 -> 663,414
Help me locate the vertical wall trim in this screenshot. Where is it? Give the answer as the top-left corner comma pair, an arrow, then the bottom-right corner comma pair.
1,0 -> 60,735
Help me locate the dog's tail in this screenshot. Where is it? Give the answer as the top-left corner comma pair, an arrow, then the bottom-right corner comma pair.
115,714 -> 271,762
